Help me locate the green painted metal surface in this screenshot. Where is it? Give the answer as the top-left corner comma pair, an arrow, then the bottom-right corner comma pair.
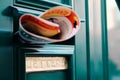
0,47 -> 13,80
0,0 -> 13,80
14,0 -> 72,11
0,0 -> 113,80
75,0 -> 87,80
26,71 -> 67,80
101,0 -> 109,80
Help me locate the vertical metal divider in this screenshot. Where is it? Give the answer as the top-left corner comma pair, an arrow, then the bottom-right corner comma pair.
24,53 -> 27,80
86,0 -> 109,80
73,1 -> 77,80
101,0 -> 109,80
84,0 -> 109,80
13,45 -> 18,80
85,0 -> 91,80
71,51 -> 75,80
18,48 -> 26,80
88,0 -> 105,80
74,0 -> 87,80
71,1 -> 75,80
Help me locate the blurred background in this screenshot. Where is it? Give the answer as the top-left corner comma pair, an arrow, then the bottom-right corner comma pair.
107,0 -> 120,80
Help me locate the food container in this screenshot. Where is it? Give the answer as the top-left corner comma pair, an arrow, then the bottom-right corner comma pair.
18,6 -> 80,44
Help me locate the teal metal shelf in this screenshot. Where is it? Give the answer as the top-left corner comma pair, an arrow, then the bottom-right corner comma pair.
21,45 -> 74,55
